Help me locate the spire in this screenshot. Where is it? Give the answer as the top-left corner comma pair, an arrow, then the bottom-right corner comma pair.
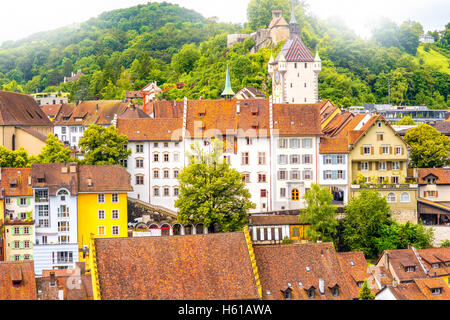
315,47 -> 321,62
269,49 -> 274,64
289,0 -> 300,39
221,64 -> 235,98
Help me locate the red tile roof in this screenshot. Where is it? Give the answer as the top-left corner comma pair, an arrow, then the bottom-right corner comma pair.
276,35 -> 314,62
249,215 -> 302,226
378,249 -> 427,283
417,247 -> 450,277
273,103 -> 321,136
254,243 -> 359,300
319,137 -> 349,154
337,251 -> 370,298
78,165 -> 132,192
0,261 -> 37,300
418,168 -> 450,185
41,104 -> 62,118
0,168 -> 33,196
151,100 -> 184,118
31,163 -> 79,196
93,233 -> 261,300
117,118 -> 183,141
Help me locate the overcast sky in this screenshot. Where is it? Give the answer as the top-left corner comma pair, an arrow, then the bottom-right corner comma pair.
0,0 -> 448,44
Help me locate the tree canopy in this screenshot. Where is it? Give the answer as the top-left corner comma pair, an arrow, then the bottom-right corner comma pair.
175,139 -> 255,232
35,133 -> 73,163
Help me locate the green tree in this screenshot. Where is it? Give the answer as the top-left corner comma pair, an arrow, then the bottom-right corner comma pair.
299,183 -> 338,242
78,125 -> 131,165
0,146 -> 33,168
440,240 -> 450,248
175,140 -> 255,232
171,43 -> 201,74
404,124 -> 450,168
359,280 -> 375,300
397,116 -> 416,125
36,133 -> 73,163
247,0 -> 293,30
342,190 -> 391,258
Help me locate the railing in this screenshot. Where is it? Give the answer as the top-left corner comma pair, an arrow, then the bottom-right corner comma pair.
35,197 -> 49,203
351,183 -> 418,189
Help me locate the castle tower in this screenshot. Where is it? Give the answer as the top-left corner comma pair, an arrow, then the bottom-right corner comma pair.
268,0 -> 321,104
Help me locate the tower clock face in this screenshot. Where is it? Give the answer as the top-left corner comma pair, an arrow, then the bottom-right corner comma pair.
275,71 -> 280,85
273,70 -> 282,99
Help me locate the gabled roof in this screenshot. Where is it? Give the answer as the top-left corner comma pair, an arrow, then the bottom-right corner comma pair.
319,137 -> 349,154
117,118 -> 183,141
276,34 -> 314,62
322,112 -> 354,137
0,168 -> 33,196
418,168 -> 450,185
55,101 -> 129,126
234,87 -> 266,99
378,249 -> 427,283
0,261 -> 37,300
249,215 -> 302,226
273,103 -> 321,136
417,247 -> 450,277
31,163 -> 79,196
337,251 -> 370,298
78,165 -> 132,192
269,15 -> 289,29
53,103 -> 76,123
93,233 -> 261,300
151,100 -> 184,118
254,243 -> 359,300
117,105 -> 150,119
0,91 -> 53,127
41,104 -> 62,118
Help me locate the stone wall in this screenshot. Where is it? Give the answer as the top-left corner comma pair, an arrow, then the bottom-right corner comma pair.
427,226 -> 450,247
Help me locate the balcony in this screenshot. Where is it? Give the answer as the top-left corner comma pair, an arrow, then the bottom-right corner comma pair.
351,183 -> 418,190
35,196 -> 49,203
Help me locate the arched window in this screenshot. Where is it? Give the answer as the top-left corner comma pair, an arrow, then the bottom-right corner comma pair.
195,224 -> 204,234
387,193 -> 396,203
184,225 -> 193,235
401,192 -> 410,203
148,224 -> 159,229
291,189 -> 299,201
161,224 -> 171,236
172,224 -> 182,235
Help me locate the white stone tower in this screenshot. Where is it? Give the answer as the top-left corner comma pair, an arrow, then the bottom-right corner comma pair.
268,1 -> 321,104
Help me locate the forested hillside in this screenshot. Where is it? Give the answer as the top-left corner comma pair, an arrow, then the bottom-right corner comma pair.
0,0 -> 448,109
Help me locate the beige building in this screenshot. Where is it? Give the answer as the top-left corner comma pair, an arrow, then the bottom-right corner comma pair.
0,91 -> 53,155
347,115 -> 418,223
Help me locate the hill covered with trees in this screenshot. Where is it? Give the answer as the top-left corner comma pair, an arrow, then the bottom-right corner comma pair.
0,0 -> 448,109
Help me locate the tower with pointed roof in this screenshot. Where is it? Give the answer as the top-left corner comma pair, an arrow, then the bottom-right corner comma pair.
268,1 -> 321,104
221,64 -> 235,99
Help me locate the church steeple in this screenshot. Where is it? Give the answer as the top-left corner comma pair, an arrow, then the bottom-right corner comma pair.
289,0 -> 300,39
221,64 -> 235,98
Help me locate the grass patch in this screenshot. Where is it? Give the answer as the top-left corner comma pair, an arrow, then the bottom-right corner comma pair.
417,45 -> 450,74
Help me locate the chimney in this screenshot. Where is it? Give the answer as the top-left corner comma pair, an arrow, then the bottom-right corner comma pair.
61,166 -> 68,174
87,178 -> 92,187
69,165 -> 77,173
27,174 -> 32,186
319,279 -> 325,295
236,101 -> 240,114
96,104 -> 99,112
50,272 -> 56,287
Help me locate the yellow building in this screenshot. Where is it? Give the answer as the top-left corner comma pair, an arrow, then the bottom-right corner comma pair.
348,115 -> 418,223
77,165 -> 132,263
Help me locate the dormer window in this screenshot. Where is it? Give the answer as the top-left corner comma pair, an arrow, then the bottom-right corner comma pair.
426,177 -> 437,184
405,266 -> 416,272
331,285 -> 339,297
356,281 -> 364,287
283,288 -> 292,300
307,288 -> 315,299
431,287 -> 442,295
432,263 -> 440,269
12,280 -> 22,288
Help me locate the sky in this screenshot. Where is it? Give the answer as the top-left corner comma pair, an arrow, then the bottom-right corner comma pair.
0,0 -> 448,44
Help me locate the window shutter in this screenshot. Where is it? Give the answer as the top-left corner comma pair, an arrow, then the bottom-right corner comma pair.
332,155 -> 337,164
423,191 -> 426,197
26,198 -> 30,206
19,227 -> 24,235
387,162 -> 392,170
30,255 -> 33,260
376,162 -> 380,170
371,146 -> 374,155
20,255 -> 24,261
369,162 -> 372,170
332,171 -> 337,180
323,157 -> 326,165
401,147 -> 404,155
390,146 -> 393,154
343,156 -> 346,164
358,162 -> 361,170
19,241 -> 24,249
379,147 -> 383,154
16,198 -> 20,206
29,242 -> 33,249
436,191 -> 439,197
10,241 -> 14,248
323,171 -> 326,180
343,171 -> 346,179
399,162 -> 403,170
11,228 -> 14,235
360,147 -> 363,155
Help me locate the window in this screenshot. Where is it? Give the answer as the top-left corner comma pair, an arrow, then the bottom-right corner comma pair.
290,155 -> 300,164
392,162 -> 400,170
5,198 -> 10,204
291,189 -> 300,201
331,286 -> 339,297
258,174 -> 267,183
357,281 -> 364,287
303,154 -> 312,164
164,142 -> 168,148
278,170 -> 287,180
405,266 -> 416,272
425,190 -> 437,197
432,263 -> 440,269
280,188 -> 286,198
304,63 -> 308,69
400,192 -> 410,203
245,137 -> 252,145
58,205 -> 69,218
163,153 -> 169,162
363,145 -> 371,155
173,170 -> 179,178
258,152 -> 266,165
284,289 -> 292,300
58,221 -> 69,232
377,121 -> 382,128
241,152 -> 249,165
290,170 -> 300,180
337,155 -> 344,164
136,145 -> 144,153
278,138 -> 288,149
153,142 -> 159,148
119,159 -> 128,168
153,170 -> 159,179
153,153 -> 159,162
14,255 -> 20,261
58,236 -> 69,244
135,158 -> 144,168
325,171 -> 332,180
304,170 -> 312,180
391,176 -> 399,184
337,170 -> 344,179
136,175 -> 144,185
382,145 -> 389,154
19,198 -> 27,206
153,187 -> 160,197
395,146 -> 403,155
307,288 -> 315,299
174,187 -> 179,196
325,156 -> 332,164
302,139 -> 312,149
260,189 -> 267,198
62,127 -> 67,134
111,193 -> 119,203
13,241 -> 20,249
431,288 -> 442,295
112,210 -> 119,219
387,193 -> 396,203
379,162 -> 386,170
163,187 -> 170,196
278,155 -> 287,165
290,139 -> 300,148
242,173 -> 250,183
98,194 -> 105,203
163,170 -> 169,179
37,205 -> 49,217
98,210 -> 105,220
23,227 -> 30,235
98,226 -> 105,236
173,153 -> 179,162
361,162 -> 369,171
377,133 -> 384,141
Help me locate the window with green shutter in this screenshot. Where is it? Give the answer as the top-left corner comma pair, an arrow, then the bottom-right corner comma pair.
19,227 -> 24,235
20,255 -> 24,261
26,198 -> 30,206
19,241 -> 24,249
11,227 -> 14,235
30,255 -> 33,260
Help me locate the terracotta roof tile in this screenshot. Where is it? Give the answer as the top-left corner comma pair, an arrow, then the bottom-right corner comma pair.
273,103 -> 321,136
276,35 -> 314,62
117,118 -> 183,141
55,101 -> 129,126
414,278 -> 450,300
337,251 -> 370,297
249,215 -> 302,226
418,168 -> 450,185
41,104 -> 62,118
0,261 -> 36,300
254,243 -> 358,300
319,137 -> 349,154
382,249 -> 427,283
151,100 -> 184,118
0,91 -> 53,127
31,163 -> 79,196
94,233 -> 260,300
417,247 -> 450,277
78,165 -> 132,192
0,168 -> 33,196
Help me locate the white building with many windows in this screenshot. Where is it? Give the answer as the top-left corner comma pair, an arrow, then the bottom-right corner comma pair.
31,163 -> 79,276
